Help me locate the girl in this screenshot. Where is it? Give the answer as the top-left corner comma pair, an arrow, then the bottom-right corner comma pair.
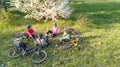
46,22 -> 58,37
56,28 -> 71,47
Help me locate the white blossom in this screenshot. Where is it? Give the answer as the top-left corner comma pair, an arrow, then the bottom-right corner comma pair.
11,0 -> 72,20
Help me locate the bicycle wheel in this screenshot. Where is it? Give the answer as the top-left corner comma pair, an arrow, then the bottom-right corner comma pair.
7,46 -> 22,58
8,39 -> 15,46
77,36 -> 82,44
8,38 -> 20,46
58,44 -> 72,50
31,50 -> 47,64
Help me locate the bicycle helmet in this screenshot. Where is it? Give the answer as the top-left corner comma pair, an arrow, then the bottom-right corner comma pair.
64,28 -> 68,31
53,22 -> 57,26
27,24 -> 31,28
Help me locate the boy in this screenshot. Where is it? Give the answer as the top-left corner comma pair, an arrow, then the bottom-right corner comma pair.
26,24 -> 36,40
35,33 -> 50,51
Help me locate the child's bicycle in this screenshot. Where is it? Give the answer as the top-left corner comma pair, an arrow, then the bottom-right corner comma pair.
57,35 -> 82,50
7,37 -> 27,58
7,34 -> 47,64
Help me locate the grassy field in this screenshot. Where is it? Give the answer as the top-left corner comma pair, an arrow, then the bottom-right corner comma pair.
0,0 -> 120,67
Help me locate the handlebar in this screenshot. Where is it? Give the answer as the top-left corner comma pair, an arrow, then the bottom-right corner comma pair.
13,38 -> 22,43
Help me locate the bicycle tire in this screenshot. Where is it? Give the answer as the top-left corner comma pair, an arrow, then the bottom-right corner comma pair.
58,44 -> 72,50
7,46 -> 22,58
31,50 -> 47,64
8,39 -> 15,46
8,38 -> 21,46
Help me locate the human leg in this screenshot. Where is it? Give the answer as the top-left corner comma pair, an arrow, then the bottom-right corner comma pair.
56,38 -> 69,47
46,30 -> 53,34
51,34 -> 57,37
44,35 -> 49,44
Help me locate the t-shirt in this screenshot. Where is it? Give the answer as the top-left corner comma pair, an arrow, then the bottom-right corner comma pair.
63,32 -> 71,40
52,26 -> 58,34
26,28 -> 35,36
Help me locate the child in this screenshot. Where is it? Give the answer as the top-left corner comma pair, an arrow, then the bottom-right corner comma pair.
26,24 -> 36,40
56,28 -> 71,47
36,33 -> 50,47
46,22 -> 58,37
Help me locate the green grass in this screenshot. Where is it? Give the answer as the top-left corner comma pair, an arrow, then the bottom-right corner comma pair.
0,0 -> 120,67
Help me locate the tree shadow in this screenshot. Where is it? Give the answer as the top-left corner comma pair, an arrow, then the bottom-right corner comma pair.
9,10 -> 25,16
87,11 -> 120,29
3,2 -> 120,28
72,2 -> 120,14
70,2 -> 120,28
8,10 -> 26,21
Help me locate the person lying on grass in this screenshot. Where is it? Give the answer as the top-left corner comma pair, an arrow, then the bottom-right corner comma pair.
46,22 -> 58,37
35,33 -> 50,48
56,28 -> 71,47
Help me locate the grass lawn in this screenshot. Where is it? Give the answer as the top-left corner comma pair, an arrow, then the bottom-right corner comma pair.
0,0 -> 120,67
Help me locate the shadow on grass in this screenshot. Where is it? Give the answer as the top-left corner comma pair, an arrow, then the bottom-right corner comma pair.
87,11 -> 120,29
72,2 -> 120,14
8,10 -> 26,21
7,10 -> 44,26
2,2 -> 120,28
9,10 -> 25,16
70,2 -> 120,28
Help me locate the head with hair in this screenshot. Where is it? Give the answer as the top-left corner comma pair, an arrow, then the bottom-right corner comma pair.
64,28 -> 70,34
64,28 -> 68,31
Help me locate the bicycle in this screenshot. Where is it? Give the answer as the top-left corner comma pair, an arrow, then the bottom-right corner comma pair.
7,37 -> 23,58
7,37 -> 34,58
7,33 -> 47,64
57,35 -> 82,50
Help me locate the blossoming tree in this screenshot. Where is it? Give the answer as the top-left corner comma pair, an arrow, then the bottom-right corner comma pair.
11,0 -> 72,20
